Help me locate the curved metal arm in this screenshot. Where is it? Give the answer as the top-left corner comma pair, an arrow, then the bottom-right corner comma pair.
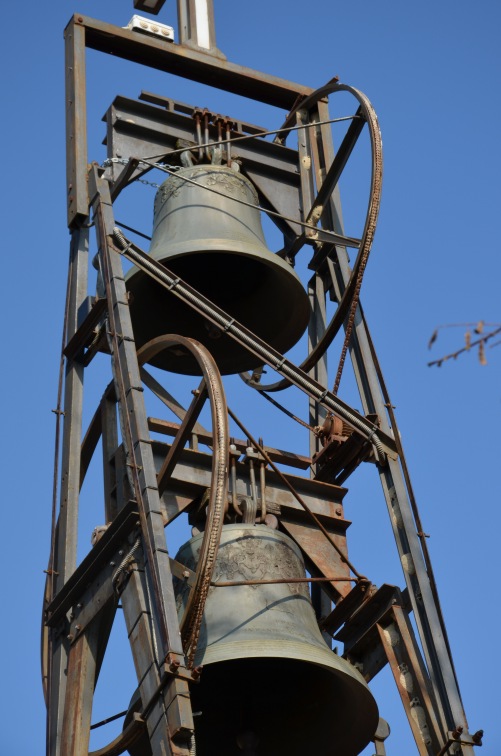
240,80 -> 383,392
137,335 -> 229,667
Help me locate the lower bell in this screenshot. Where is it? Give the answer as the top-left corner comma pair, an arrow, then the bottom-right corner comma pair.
126,524 -> 378,755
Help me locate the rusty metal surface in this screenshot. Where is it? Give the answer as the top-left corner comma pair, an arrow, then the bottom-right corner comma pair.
148,416 -> 311,470
105,96 -> 301,193
137,334 -> 229,667
72,14 -> 313,109
155,380 -> 208,496
151,442 -> 348,525
46,502 -> 138,628
61,627 -> 100,756
92,171 -> 185,662
46,226 -> 89,756
120,550 -> 192,756
306,97 -> 473,746
64,20 -> 88,227
280,519 -> 352,602
376,611 -> 442,756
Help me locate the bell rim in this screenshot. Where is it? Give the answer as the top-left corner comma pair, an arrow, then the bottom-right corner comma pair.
192,637 -> 369,685
127,240 -> 306,295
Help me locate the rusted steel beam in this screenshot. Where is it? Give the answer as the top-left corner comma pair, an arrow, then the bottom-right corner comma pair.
280,519 -> 352,602
63,297 -> 106,361
157,380 -> 207,497
120,557 -> 193,755
69,14 -> 313,109
151,442 -> 348,522
331,584 -> 444,754
106,96 -> 300,184
148,416 -> 311,470
65,19 -> 88,227
141,369 -> 211,439
320,579 -> 373,636
79,403 -> 102,489
91,168 -> 185,661
101,387 -> 120,522
61,599 -> 115,756
61,629 -> 99,755
46,503 -> 139,628
111,236 -> 396,458
47,227 -> 89,756
305,105 -> 365,227
376,606 -> 444,755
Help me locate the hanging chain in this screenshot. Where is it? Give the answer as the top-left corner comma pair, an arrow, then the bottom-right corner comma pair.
101,157 -> 181,190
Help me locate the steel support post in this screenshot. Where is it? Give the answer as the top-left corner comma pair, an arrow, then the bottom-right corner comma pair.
120,552 -> 193,755
100,387 -> 121,523
176,0 -> 221,56
90,168 -> 194,754
65,19 -> 88,228
60,604 -> 116,756
297,106 -> 329,461
303,102 -> 332,623
312,98 -> 472,751
377,605 -> 444,755
47,226 -> 89,756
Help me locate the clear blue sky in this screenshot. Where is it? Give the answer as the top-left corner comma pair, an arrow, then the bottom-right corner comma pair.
1,1 -> 500,754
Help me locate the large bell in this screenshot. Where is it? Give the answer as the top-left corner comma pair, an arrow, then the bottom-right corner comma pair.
127,524 -> 378,755
125,165 -> 310,375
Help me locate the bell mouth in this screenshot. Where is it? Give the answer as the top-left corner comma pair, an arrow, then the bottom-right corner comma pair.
125,658 -> 378,756
190,657 -> 378,756
125,248 -> 309,375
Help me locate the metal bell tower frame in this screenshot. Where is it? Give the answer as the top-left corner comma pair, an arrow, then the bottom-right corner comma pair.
42,2 -> 481,754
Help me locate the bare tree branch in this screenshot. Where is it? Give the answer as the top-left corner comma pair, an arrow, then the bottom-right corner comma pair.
427,323 -> 501,368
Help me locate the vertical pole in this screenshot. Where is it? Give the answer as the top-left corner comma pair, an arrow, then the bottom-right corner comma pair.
101,387 -> 120,523
176,0 -> 223,57
299,106 -> 332,626
47,227 -> 88,756
65,18 -> 88,228
60,605 -> 115,756
47,20 -> 90,754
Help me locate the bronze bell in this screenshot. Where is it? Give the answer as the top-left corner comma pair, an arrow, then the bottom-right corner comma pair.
125,165 -> 310,375
126,524 -> 378,755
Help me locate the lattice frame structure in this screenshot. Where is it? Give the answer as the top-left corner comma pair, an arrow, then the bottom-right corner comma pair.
42,7 -> 478,756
